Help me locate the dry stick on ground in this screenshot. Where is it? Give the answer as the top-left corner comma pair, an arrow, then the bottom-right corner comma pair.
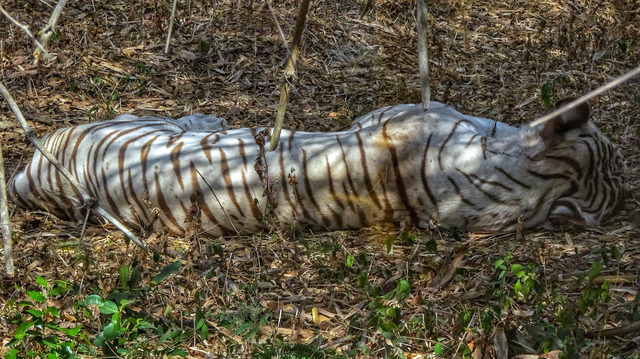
164,0 -> 179,54
268,0 -> 310,152
0,81 -> 147,251
33,0 -> 68,64
417,0 -> 430,111
0,4 -> 49,60
588,320 -> 640,338
529,64 -> 640,127
0,141 -> 14,275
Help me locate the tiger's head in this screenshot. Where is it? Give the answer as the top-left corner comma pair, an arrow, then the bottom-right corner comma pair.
523,98 -> 627,228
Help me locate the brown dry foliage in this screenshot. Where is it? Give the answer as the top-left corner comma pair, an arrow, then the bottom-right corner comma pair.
0,0 -> 639,358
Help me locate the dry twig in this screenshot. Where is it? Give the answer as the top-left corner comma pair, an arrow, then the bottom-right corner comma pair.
588,320 -> 640,338
529,64 -> 640,127
0,81 -> 147,251
165,0 -> 179,54
417,0 -> 430,111
268,0 -> 310,151
0,141 -> 14,275
0,4 -> 49,60
33,0 -> 68,64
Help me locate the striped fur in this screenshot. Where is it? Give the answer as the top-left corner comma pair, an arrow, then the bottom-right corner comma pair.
8,102 -> 626,235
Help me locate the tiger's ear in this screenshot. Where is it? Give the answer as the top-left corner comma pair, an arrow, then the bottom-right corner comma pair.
540,98 -> 590,141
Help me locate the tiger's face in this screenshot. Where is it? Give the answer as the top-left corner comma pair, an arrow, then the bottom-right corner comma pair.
527,100 -> 627,228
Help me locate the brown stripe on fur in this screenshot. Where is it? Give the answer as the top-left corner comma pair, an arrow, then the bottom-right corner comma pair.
101,125 -> 151,158
336,136 -> 359,214
83,142 -> 99,198
153,170 -> 183,233
355,132 -> 382,209
167,133 -> 183,147
127,167 -> 149,224
238,138 -> 247,167
188,160 -> 232,235
170,142 -> 185,190
140,135 -> 160,204
101,167 -> 125,224
92,129 -> 121,193
119,131 -> 165,212
59,126 -> 77,173
288,130 -> 295,152
238,139 -> 263,223
325,155 -> 345,211
219,148 -> 245,217
301,149 -> 329,225
382,120 -> 418,224
52,157 -> 75,213
279,145 -> 297,214
200,132 -> 217,164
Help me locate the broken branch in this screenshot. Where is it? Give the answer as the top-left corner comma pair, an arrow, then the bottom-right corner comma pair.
33,0 -> 68,64
0,4 -> 49,60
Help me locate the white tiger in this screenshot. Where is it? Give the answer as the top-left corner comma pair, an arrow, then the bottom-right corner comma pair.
8,100 -> 626,235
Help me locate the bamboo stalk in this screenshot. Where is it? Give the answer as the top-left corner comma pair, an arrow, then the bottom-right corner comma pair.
0,141 -> 14,275
268,0 -> 310,152
165,0 -> 179,54
417,0 -> 430,111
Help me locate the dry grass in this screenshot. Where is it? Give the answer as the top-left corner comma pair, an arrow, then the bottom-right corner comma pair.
0,0 -> 638,358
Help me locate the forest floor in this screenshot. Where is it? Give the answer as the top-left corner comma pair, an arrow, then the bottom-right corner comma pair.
0,0 -> 639,358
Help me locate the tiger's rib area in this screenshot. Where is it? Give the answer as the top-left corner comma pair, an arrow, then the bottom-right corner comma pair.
8,102 -> 626,235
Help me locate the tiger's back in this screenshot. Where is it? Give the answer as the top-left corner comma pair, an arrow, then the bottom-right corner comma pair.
8,102 -> 626,235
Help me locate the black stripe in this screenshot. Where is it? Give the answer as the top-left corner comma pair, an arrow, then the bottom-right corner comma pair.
438,119 -> 473,170
355,132 -> 382,209
420,134 -> 439,215
219,148 -> 245,217
382,120 -> 418,224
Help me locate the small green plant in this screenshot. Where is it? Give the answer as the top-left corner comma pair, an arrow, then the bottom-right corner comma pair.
82,295 -> 151,356
49,30 -> 61,43
577,260 -> 610,314
136,61 -> 152,77
253,337 -> 342,359
356,272 -> 413,358
5,276 -> 83,359
541,82 -> 555,108
493,253 -> 540,308
78,260 -> 186,357
215,302 -> 270,343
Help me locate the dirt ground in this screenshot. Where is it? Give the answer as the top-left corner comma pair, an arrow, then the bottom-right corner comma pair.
0,0 -> 639,358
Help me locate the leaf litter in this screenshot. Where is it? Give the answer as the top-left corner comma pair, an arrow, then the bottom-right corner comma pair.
0,0 -> 639,357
